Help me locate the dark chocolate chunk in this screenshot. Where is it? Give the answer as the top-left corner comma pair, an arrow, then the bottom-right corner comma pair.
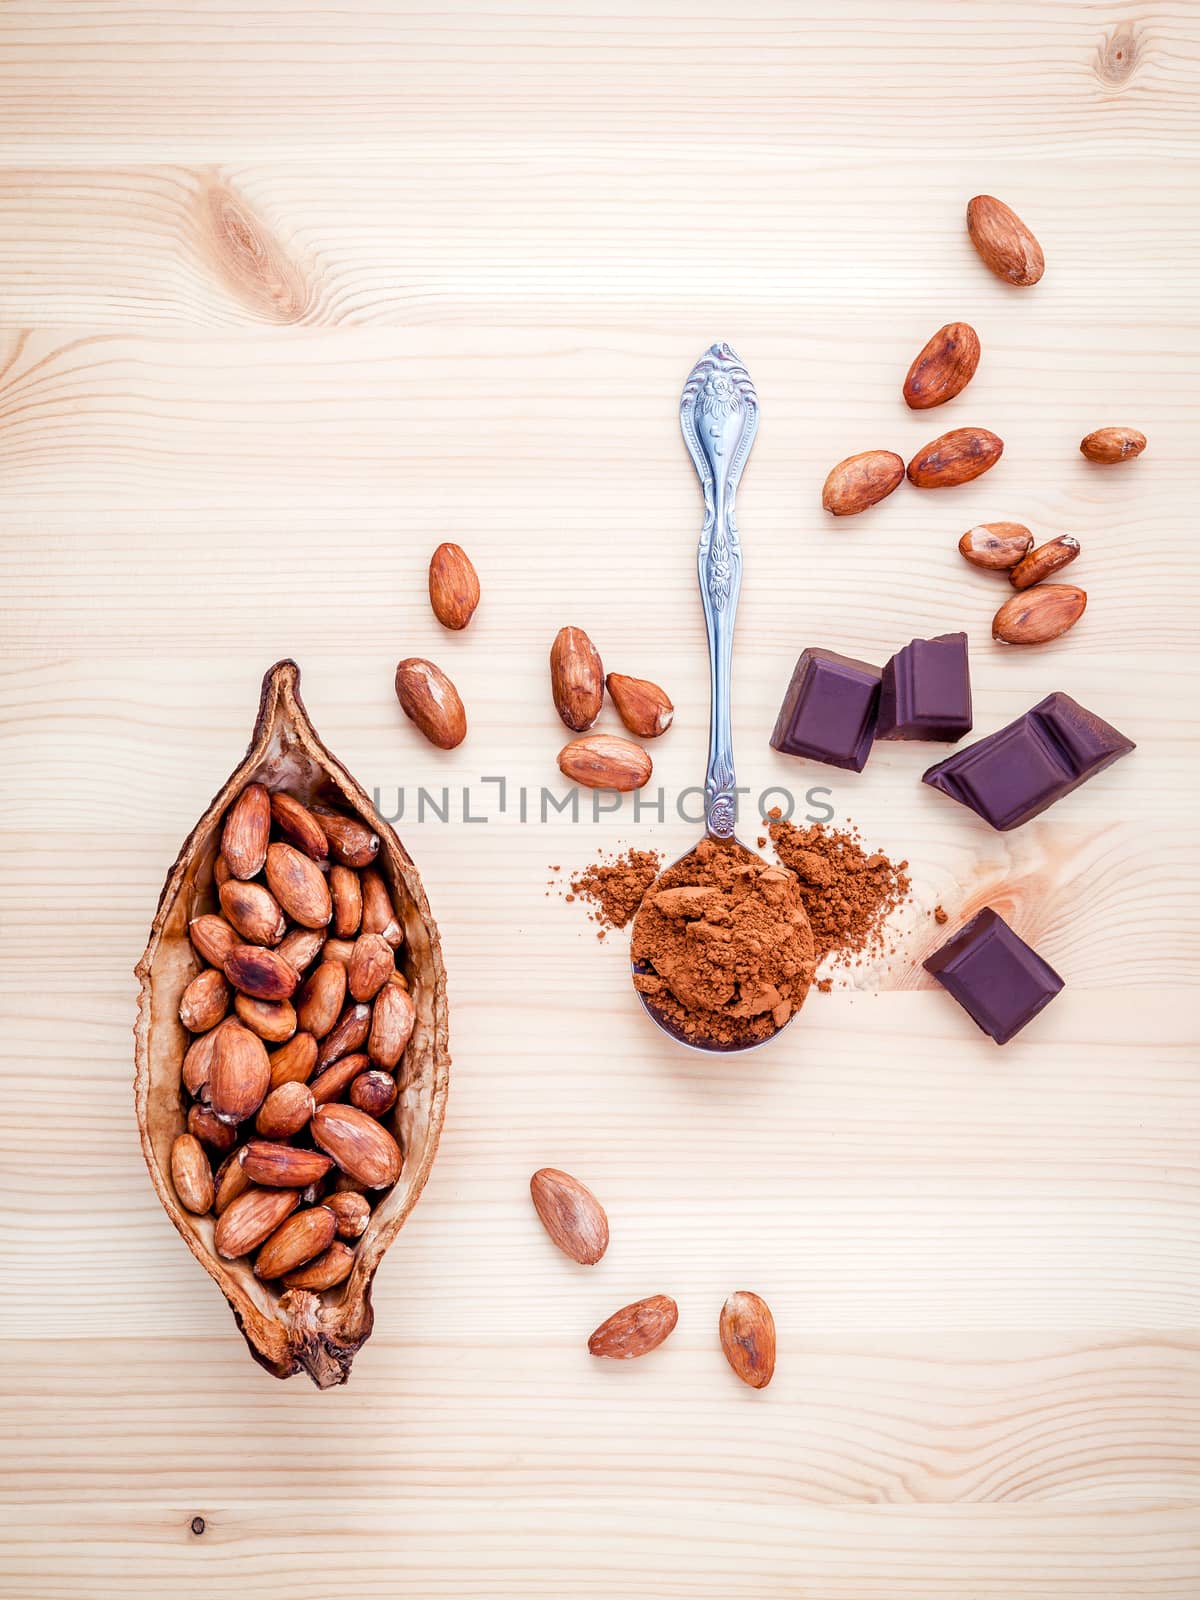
922,691 -> 1134,830
877,632 -> 972,742
769,648 -> 881,772
924,907 -> 1063,1045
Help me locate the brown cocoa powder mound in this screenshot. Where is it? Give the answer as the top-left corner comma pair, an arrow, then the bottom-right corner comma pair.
768,816 -> 910,969
566,848 -> 663,935
630,837 -> 815,1048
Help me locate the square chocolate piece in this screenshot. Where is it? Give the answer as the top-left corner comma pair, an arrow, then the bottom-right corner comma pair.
769,648 -> 881,772
922,692 -> 1135,831
876,632 -> 971,742
924,907 -> 1064,1045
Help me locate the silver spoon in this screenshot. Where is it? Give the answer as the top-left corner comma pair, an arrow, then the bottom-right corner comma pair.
632,341 -> 796,1053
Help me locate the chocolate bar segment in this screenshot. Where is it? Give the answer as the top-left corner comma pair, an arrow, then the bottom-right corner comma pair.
769,647 -> 881,773
924,907 -> 1063,1045
877,632 -> 972,742
922,691 -> 1134,830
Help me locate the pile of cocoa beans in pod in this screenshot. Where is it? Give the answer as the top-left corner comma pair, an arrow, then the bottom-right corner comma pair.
169,784 -> 416,1291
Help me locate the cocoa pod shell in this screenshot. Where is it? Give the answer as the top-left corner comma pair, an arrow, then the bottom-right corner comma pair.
135,660 -> 449,1387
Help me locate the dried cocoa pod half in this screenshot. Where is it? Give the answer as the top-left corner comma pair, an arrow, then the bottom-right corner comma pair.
135,660 -> 448,1386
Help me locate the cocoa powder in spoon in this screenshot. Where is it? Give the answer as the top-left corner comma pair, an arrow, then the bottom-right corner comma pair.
630,838 -> 816,1048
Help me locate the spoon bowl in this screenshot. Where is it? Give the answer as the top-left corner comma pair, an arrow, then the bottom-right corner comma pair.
631,344 -> 805,1053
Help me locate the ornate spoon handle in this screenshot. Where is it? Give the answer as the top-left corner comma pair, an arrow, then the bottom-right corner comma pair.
679,342 -> 760,839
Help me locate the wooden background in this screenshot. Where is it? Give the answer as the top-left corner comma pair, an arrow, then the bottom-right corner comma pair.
1,2 -> 1198,1594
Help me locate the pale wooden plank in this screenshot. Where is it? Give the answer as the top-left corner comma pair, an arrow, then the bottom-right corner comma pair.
1,1501 -> 1197,1598
2,1334 -> 1199,1505
0,0 -> 1195,160
0,326 -> 1194,516
0,158 -> 1197,328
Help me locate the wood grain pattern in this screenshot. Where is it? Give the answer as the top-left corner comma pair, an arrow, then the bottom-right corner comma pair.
1,2 -> 1198,1595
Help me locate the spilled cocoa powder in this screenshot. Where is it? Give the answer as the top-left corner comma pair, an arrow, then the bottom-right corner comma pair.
560,848 -> 663,938
630,837 -> 816,1048
766,815 -> 911,971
